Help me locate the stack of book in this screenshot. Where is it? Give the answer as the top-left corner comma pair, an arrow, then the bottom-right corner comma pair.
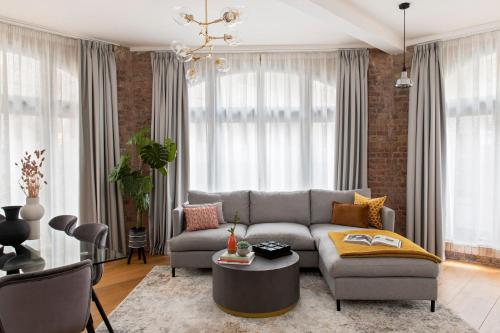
217,250 -> 255,265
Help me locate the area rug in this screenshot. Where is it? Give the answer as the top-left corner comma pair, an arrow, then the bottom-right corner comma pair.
97,266 -> 476,333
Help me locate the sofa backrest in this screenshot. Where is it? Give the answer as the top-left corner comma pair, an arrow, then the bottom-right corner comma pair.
310,188 -> 371,224
250,190 -> 310,225
187,190 -> 250,225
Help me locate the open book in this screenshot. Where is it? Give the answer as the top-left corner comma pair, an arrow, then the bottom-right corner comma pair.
344,234 -> 402,248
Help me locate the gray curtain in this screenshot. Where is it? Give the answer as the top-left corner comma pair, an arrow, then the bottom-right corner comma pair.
334,49 -> 369,190
406,42 -> 446,257
150,52 -> 189,255
79,40 -> 126,252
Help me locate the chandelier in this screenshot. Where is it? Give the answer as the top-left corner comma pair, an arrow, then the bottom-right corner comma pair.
171,0 -> 246,83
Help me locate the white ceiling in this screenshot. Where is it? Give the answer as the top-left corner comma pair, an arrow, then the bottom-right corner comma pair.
349,0 -> 500,42
0,0 -> 500,52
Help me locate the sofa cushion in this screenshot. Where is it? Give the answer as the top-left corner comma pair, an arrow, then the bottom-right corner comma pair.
316,231 -> 439,278
188,190 -> 250,225
310,223 -> 367,241
169,223 -> 247,252
244,222 -> 315,250
310,189 -> 372,224
250,190 -> 310,225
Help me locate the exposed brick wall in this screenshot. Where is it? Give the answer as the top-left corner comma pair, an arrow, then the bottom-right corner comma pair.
367,48 -> 412,235
114,46 -> 153,232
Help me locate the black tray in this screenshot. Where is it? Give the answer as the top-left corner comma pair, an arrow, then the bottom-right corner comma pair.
252,241 -> 292,259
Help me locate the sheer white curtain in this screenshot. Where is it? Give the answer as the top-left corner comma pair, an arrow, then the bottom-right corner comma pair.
188,52 -> 336,192
441,31 -> 500,250
0,23 -> 80,258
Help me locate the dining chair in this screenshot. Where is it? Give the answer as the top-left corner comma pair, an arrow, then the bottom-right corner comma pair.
0,260 -> 94,333
48,215 -> 78,236
73,223 -> 113,332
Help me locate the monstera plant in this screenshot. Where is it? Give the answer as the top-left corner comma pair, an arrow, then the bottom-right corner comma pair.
109,128 -> 176,229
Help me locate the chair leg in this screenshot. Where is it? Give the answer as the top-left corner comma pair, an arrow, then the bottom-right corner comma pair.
336,300 -> 341,311
141,248 -> 147,264
127,248 -> 134,264
92,288 -> 114,333
86,313 -> 96,333
431,300 -> 436,312
172,267 -> 176,277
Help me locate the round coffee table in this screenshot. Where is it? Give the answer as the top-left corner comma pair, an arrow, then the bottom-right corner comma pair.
211,249 -> 300,318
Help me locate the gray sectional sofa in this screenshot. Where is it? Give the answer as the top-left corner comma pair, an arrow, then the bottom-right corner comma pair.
169,189 -> 439,311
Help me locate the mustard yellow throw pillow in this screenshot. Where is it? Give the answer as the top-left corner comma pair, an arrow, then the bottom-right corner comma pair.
354,192 -> 386,229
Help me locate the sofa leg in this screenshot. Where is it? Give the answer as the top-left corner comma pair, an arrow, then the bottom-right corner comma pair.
431,300 -> 436,312
336,300 -> 341,311
171,267 -> 176,277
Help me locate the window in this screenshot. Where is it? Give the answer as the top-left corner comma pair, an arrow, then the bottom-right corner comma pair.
442,32 -> 500,251
188,52 -> 336,192
0,23 -> 80,226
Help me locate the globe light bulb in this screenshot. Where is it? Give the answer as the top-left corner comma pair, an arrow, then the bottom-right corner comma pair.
170,41 -> 193,63
186,65 -> 199,84
224,33 -> 241,46
172,6 -> 194,26
220,6 -> 246,27
214,57 -> 230,73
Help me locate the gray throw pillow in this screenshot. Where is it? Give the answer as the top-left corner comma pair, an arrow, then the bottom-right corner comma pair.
183,201 -> 225,224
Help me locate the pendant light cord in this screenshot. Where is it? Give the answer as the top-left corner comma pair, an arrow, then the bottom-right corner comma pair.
403,7 -> 406,71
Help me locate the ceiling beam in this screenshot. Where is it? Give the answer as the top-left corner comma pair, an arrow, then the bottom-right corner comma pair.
278,0 -> 403,54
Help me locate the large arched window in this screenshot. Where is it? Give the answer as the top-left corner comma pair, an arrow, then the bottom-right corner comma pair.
188,52 -> 336,192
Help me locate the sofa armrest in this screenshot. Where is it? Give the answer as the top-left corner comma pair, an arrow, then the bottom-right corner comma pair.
172,206 -> 185,237
381,206 -> 395,231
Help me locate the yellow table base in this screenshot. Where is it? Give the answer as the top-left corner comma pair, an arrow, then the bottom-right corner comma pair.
216,303 -> 297,318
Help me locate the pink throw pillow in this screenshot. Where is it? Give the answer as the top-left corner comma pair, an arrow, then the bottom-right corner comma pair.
184,205 -> 219,232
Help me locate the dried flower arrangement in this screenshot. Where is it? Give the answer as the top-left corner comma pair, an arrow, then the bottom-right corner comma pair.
15,149 -> 47,198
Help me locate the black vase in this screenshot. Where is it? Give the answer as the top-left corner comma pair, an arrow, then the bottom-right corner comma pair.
0,206 -> 31,249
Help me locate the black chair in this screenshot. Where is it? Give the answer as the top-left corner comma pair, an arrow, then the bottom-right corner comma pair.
48,215 -> 78,236
73,223 -> 113,332
0,260 -> 94,333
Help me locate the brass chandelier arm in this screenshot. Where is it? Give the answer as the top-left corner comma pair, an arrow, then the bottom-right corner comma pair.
190,18 -> 224,26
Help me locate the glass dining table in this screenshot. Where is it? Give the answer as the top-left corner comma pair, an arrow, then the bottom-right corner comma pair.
0,223 -> 127,332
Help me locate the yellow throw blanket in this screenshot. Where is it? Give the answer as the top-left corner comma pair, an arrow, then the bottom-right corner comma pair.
328,229 -> 441,263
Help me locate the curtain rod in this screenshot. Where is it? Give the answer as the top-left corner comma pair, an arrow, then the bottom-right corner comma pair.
0,16 -> 121,46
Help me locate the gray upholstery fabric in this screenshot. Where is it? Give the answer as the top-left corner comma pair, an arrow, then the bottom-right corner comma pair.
48,215 -> 78,236
381,206 -> 396,231
150,52 -> 190,255
407,42 -> 445,258
172,205 -> 185,238
188,190 -> 250,224
335,49 -> 369,190
310,189 -> 372,224
168,223 -> 247,252
79,40 -> 126,253
0,260 -> 92,333
316,231 -> 438,278
334,277 -> 437,300
73,223 -> 108,285
73,223 -> 109,249
310,223 -> 367,242
244,223 -> 315,250
250,191 -> 310,225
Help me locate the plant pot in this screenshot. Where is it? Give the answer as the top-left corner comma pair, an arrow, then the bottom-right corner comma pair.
0,206 -> 30,251
237,246 -> 250,257
20,197 -> 44,240
129,227 -> 147,249
227,234 -> 237,254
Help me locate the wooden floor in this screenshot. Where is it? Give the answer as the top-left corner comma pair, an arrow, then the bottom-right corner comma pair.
93,256 -> 500,332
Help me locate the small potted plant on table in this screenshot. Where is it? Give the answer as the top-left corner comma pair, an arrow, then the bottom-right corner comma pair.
237,241 -> 251,257
109,128 -> 176,264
